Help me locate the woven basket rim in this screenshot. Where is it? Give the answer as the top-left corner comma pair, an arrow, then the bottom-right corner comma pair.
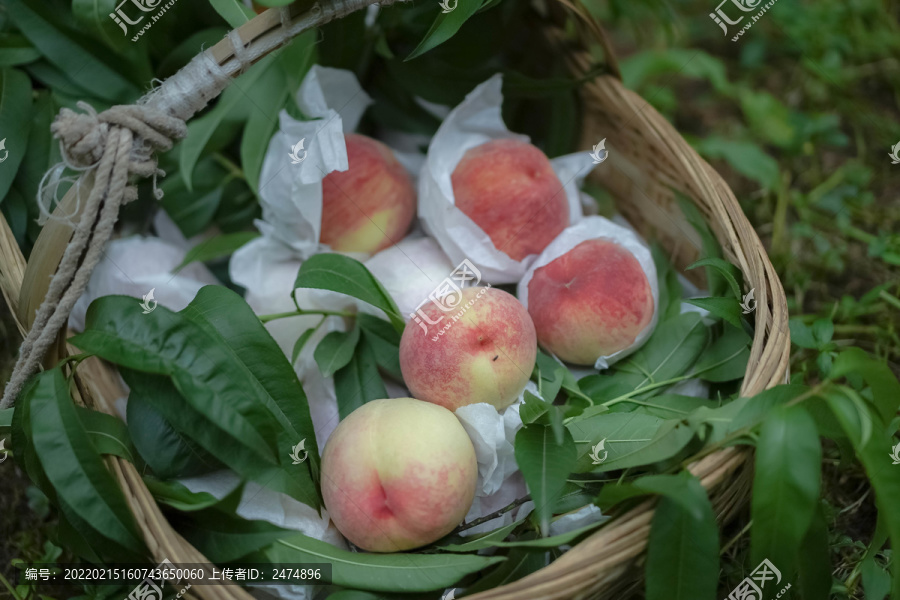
0,3 -> 791,599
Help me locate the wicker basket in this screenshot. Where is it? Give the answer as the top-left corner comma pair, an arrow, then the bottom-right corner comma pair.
0,1 -> 791,598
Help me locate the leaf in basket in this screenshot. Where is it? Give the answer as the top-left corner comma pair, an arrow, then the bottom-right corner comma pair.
675,193 -> 731,298
463,539 -> 547,594
727,384 -> 809,434
609,394 -> 718,419
652,243 -> 683,321
580,312 -> 710,405
691,324 -> 751,382
247,534 -> 505,593
823,390 -> 900,599
492,520 -> 605,548
357,314 -> 403,381
143,478 -> 223,513
294,253 -> 405,333
334,338 -> 388,420
126,379 -> 221,479
0,34 -> 41,67
405,0 -> 488,61
181,285 -> 322,481
567,412 -> 695,472
22,368 -> 146,559
645,471 -> 719,600
750,404 -> 821,582
5,0 -> 139,103
437,520 -> 523,552
179,54 -> 275,191
0,68 -> 33,202
686,257 -> 744,300
71,296 -> 321,509
514,423 -> 576,537
686,296 -> 744,330
72,297 -> 275,458
74,406 -> 139,464
241,67 -> 289,194
121,368 -> 317,509
315,326 -> 361,378
172,231 -> 259,273
173,506 -> 294,564
208,0 -> 256,28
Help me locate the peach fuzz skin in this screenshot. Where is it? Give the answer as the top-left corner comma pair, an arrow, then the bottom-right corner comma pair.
320,398 -> 477,552
451,139 -> 568,262
399,287 -> 537,411
527,238 -> 654,365
320,134 -> 416,254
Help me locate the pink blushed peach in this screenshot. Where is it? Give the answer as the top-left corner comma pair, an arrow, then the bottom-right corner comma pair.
399,286 -> 537,411
320,134 -> 415,254
320,398 -> 477,552
526,238 -> 655,365
451,139 -> 568,261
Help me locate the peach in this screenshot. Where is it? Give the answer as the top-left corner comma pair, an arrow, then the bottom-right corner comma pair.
526,238 -> 654,365
320,134 -> 415,254
451,139 -> 568,261
321,398 -> 477,552
400,286 -> 537,411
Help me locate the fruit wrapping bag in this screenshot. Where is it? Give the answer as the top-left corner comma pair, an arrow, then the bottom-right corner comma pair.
517,215 -> 661,370
417,74 -> 595,284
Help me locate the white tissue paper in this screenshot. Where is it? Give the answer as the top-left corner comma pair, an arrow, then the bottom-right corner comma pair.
68,235 -> 219,332
517,215 -> 660,371
454,382 -> 536,536
245,64 -> 372,261
362,235 -> 456,320
178,472 -> 344,600
418,74 -> 595,284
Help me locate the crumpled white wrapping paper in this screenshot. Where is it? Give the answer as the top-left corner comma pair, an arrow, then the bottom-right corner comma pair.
418,74 -> 594,284
362,235 -> 456,320
68,235 -> 219,332
177,471 -> 345,600
251,64 -> 372,258
517,215 -> 660,370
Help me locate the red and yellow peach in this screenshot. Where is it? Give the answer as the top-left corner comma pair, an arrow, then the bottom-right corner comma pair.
451,139 -> 568,261
320,398 -> 477,552
526,238 -> 655,365
399,286 -> 537,411
320,134 -> 415,254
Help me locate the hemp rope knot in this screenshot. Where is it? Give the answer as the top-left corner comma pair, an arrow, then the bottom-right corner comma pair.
51,101 -> 187,202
